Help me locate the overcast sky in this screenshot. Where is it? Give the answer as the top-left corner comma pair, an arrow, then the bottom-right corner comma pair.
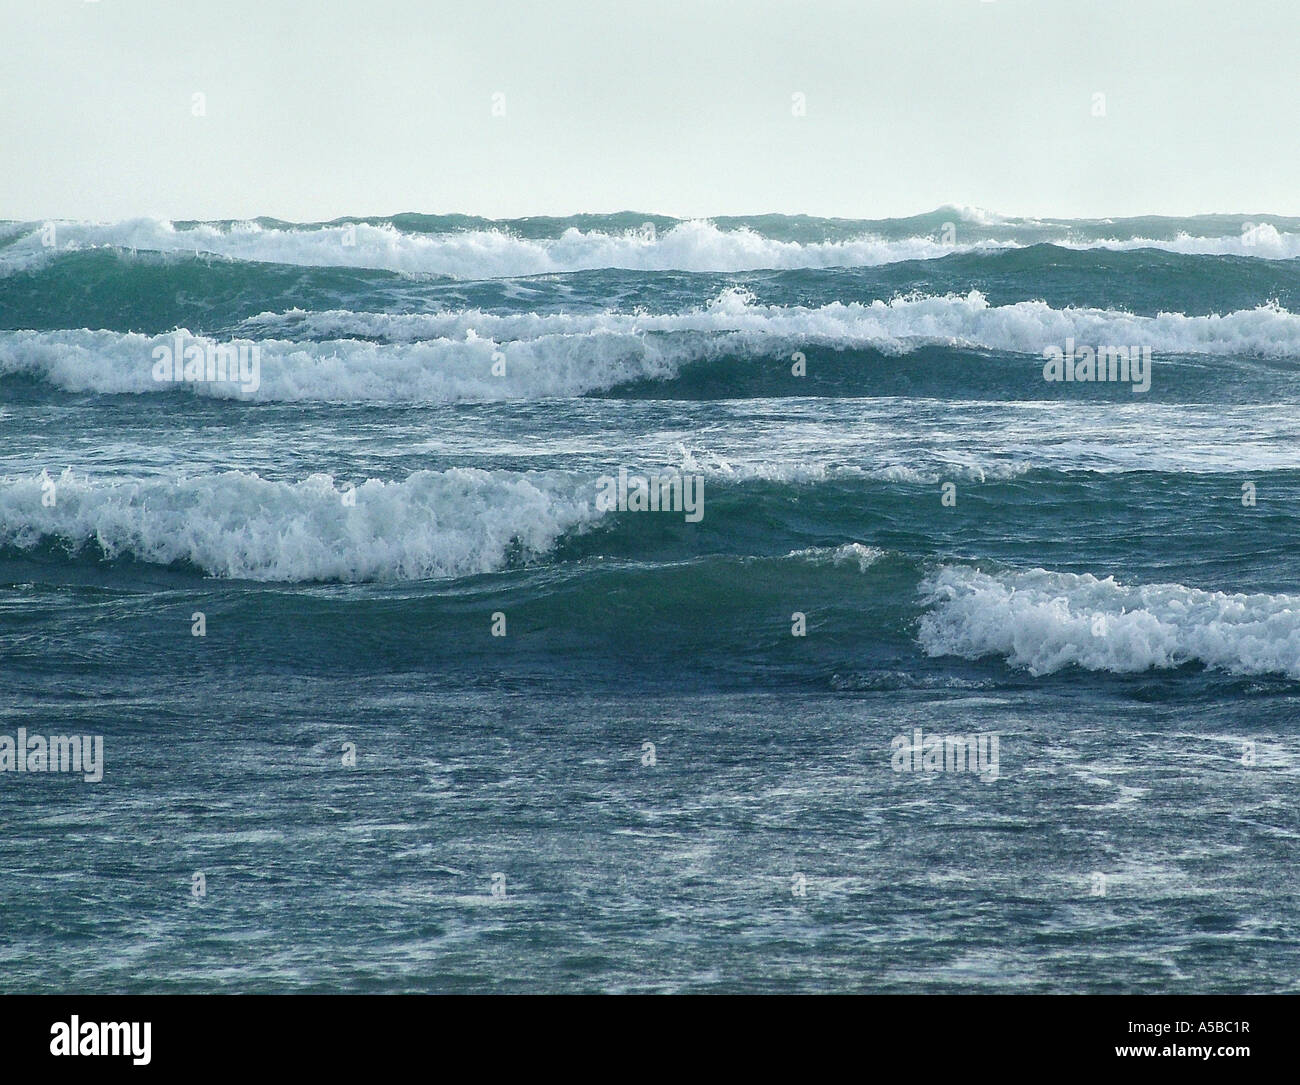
3,0 -> 1297,221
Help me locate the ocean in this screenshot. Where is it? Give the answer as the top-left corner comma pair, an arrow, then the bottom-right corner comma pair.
1,208 -> 1298,992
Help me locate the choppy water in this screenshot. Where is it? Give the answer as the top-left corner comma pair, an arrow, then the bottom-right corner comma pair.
2,209 -> 1298,991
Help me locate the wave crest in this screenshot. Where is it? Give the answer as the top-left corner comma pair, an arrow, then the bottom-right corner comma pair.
0,469 -> 597,582
919,566 -> 1300,678
8,292 -> 1300,403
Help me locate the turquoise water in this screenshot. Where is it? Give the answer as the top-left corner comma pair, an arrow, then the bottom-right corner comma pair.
1,210 -> 1298,991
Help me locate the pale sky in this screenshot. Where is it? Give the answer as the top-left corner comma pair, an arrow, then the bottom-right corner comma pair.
3,0 -> 1298,222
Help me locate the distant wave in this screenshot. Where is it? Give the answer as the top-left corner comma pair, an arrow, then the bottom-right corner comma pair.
4,215 -> 1300,277
242,290 -> 1300,359
0,327 -> 680,401
919,566 -> 1300,678
6,292 -> 1300,403
0,218 -> 1005,277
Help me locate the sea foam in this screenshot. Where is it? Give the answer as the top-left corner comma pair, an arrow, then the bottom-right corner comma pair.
919,566 -> 1300,678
